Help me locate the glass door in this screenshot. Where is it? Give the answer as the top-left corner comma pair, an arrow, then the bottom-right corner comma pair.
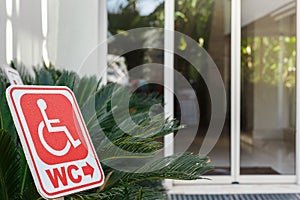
48,0 -> 297,186
174,0 -> 298,186
104,0 -> 298,186
173,0 -> 232,178
240,0 -> 296,181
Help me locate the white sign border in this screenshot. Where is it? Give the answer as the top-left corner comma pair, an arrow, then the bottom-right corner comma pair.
6,85 -> 105,199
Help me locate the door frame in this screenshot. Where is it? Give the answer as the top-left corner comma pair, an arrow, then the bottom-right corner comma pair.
168,0 -> 300,187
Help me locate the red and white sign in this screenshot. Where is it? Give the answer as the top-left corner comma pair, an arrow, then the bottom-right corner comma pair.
6,85 -> 104,199
4,67 -> 24,85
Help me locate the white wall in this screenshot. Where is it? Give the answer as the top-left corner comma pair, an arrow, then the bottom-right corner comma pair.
13,0 -> 43,68
0,0 -> 6,65
242,0 -> 294,26
253,81 -> 291,139
1,0 -> 103,77
48,0 -> 100,76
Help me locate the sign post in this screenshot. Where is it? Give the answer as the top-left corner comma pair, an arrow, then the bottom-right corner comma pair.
3,66 -> 24,85
6,85 -> 104,199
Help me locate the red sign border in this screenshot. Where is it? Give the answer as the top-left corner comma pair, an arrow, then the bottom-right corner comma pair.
6,86 -> 104,199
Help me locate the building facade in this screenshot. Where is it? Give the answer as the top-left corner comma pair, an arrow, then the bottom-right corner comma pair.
0,0 -> 299,192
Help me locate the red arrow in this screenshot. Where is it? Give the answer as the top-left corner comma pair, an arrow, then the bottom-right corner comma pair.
82,162 -> 94,178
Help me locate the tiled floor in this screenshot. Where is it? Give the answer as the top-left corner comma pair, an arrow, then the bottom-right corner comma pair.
174,127 -> 295,175
171,127 -> 297,194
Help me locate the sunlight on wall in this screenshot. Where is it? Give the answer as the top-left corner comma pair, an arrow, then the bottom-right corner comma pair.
41,0 -> 49,66
42,41 -> 49,67
15,0 -> 20,16
6,0 -> 13,64
6,0 -> 12,17
6,20 -> 12,64
41,0 -> 47,37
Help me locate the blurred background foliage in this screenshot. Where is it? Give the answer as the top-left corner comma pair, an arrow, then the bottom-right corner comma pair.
241,36 -> 296,88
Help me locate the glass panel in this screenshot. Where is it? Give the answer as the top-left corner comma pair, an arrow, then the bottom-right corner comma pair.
174,0 -> 231,175
107,0 -> 165,163
241,0 -> 296,175
107,0 -> 164,93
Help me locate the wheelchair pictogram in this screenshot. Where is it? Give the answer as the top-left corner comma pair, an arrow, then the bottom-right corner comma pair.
7,86 -> 105,198
37,98 -> 81,156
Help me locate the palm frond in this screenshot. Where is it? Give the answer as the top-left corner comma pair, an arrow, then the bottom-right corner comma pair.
0,81 -> 16,141
93,114 -> 181,161
80,83 -> 117,133
70,187 -> 125,200
73,76 -> 101,106
101,153 -> 212,192
0,130 -> 21,200
18,150 -> 40,200
10,60 -> 34,84
70,185 -> 165,200
34,67 -> 55,85
0,63 -> 214,200
55,70 -> 79,90
129,92 -> 162,114
134,187 -> 166,200
33,62 -> 62,85
128,153 -> 212,183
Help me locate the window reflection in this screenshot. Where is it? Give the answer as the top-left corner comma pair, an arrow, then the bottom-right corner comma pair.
107,0 -> 164,96
241,0 -> 296,175
174,0 -> 231,175
6,19 -> 13,64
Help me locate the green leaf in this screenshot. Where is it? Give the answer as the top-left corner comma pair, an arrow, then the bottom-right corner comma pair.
74,76 -> 100,107
0,81 -> 16,141
70,185 -> 165,200
0,130 -> 20,200
0,62 -> 214,200
127,153 -> 213,184
175,11 -> 187,22
55,70 -> 79,90
34,68 -> 54,85
178,36 -> 187,51
17,149 -> 40,200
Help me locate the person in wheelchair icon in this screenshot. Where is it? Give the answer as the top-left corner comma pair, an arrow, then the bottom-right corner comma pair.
37,99 -> 81,156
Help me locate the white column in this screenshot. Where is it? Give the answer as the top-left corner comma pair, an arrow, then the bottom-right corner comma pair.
231,0 -> 241,183
164,0 -> 175,189
296,0 -> 300,185
49,0 -> 99,75
99,0 -> 107,84
6,0 -> 13,64
6,19 -> 13,64
41,0 -> 50,67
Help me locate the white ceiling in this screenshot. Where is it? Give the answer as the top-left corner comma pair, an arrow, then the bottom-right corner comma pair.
242,0 -> 294,26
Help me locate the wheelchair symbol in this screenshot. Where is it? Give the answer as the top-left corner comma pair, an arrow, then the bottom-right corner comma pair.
37,99 -> 81,156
